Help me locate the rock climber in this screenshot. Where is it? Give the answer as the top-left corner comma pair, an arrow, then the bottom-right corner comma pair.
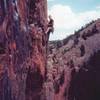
46,15 -> 54,41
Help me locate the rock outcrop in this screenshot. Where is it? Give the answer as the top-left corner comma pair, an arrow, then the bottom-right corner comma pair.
45,19 -> 100,100
0,0 -> 47,100
1,0 -> 100,100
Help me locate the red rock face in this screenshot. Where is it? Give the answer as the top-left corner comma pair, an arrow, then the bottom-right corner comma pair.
45,19 -> 100,100
0,0 -> 47,100
1,0 -> 100,100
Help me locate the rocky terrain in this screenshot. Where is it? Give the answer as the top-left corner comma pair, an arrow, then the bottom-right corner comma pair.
0,0 -> 100,100
45,19 -> 100,100
0,0 -> 47,100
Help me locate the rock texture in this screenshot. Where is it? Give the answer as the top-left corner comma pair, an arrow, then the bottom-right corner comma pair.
45,19 -> 100,100
1,0 -> 100,100
0,0 -> 47,100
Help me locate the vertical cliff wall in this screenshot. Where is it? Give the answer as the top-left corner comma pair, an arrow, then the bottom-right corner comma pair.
0,0 -> 47,100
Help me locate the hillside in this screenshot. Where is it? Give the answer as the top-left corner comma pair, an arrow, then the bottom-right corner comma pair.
0,0 -> 100,100
44,19 -> 100,100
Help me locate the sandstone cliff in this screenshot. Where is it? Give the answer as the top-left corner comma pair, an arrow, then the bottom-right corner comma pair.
0,0 -> 100,100
0,0 -> 47,100
45,19 -> 100,100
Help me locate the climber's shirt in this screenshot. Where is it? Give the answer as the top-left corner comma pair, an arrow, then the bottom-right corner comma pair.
48,18 -> 54,28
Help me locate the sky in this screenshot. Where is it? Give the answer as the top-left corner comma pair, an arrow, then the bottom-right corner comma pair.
47,0 -> 100,40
